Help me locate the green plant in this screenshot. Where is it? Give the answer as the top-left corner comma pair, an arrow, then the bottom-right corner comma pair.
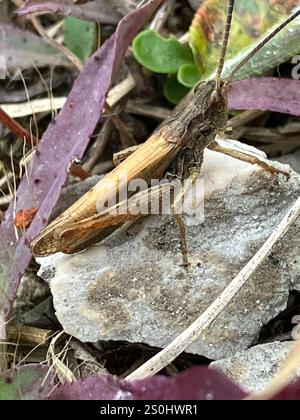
132,0 -> 300,103
0,366 -> 54,400
133,30 -> 200,103
64,17 -> 97,63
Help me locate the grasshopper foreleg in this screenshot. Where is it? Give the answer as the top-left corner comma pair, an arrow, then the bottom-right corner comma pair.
171,166 -> 203,268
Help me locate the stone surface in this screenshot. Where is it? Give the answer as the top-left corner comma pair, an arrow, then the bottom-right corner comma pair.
211,341 -> 295,393
278,149 -> 300,174
37,142 -> 300,360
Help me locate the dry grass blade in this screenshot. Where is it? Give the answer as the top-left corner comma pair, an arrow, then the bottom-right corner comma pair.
47,331 -> 75,384
106,73 -> 136,107
1,98 -> 66,118
126,101 -> 171,120
127,196 -> 300,380
149,0 -> 176,32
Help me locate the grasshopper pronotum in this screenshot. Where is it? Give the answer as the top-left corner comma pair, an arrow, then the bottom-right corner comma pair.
31,1 -> 300,264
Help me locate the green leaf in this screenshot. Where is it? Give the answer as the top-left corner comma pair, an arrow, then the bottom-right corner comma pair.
164,76 -> 190,104
178,64 -> 201,87
189,0 -> 300,81
64,17 -> 97,63
219,18 -> 300,81
0,365 -> 54,400
133,29 -> 194,74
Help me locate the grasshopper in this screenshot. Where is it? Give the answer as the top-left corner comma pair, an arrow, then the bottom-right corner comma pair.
31,1 -> 300,263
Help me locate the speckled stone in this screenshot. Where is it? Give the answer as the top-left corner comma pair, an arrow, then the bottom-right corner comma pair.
211,341 -> 296,393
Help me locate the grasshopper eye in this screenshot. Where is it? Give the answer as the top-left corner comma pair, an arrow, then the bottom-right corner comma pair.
199,128 -> 211,137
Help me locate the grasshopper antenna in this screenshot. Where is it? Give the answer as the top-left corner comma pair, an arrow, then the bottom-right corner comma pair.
224,8 -> 300,87
215,0 -> 236,90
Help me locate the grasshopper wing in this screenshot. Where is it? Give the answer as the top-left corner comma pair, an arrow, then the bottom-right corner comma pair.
31,128 -> 182,256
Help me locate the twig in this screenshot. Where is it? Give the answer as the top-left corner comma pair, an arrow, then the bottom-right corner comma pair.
8,325 -> 51,346
0,194 -> 13,207
1,97 -> 66,119
29,14 -> 84,72
0,173 -> 13,190
11,0 -> 82,70
149,0 -> 176,31
107,73 -> 137,107
127,196 -> 300,380
126,101 -> 171,120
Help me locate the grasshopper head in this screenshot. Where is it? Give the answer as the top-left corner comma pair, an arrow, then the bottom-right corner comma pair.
208,80 -> 229,133
184,80 -> 228,148
192,80 -> 228,128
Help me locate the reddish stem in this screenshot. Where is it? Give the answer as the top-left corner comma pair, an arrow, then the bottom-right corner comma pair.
0,107 -> 91,180
70,162 -> 90,180
0,106 -> 38,146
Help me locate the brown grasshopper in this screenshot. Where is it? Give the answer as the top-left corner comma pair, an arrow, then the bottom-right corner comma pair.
31,1 -> 300,263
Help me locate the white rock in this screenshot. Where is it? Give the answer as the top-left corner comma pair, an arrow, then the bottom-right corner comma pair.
278,149 -> 300,174
37,142 -> 300,359
211,341 -> 295,393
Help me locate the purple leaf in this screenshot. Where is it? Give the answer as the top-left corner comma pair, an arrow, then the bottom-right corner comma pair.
271,379 -> 300,400
228,78 -> 300,117
0,0 -> 164,321
0,24 -> 69,71
0,365 -> 55,400
49,367 -> 247,400
18,0 -> 122,24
